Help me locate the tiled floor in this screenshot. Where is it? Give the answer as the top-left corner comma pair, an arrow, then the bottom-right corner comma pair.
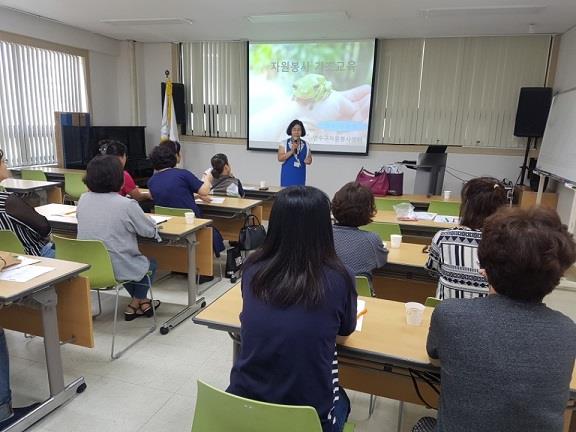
7,266 -> 576,432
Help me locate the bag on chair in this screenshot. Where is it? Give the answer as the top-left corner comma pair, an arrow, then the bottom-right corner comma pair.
239,214 -> 267,251
225,246 -> 243,280
355,167 -> 390,196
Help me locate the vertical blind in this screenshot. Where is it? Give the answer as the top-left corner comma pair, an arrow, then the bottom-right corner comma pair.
0,41 -> 88,167
370,36 -> 551,148
181,41 -> 247,138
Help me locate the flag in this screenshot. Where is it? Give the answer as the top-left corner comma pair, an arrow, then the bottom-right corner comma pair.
160,78 -> 179,142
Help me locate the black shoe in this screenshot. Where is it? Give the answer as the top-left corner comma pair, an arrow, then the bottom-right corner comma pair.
198,275 -> 215,284
0,403 -> 41,430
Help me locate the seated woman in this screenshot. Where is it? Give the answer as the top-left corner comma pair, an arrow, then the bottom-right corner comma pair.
413,207 -> 576,432
77,155 -> 161,320
331,182 -> 388,276
0,149 -> 54,257
98,139 -> 150,201
227,186 -> 357,432
426,177 -> 507,299
147,143 -> 225,256
209,153 -> 245,197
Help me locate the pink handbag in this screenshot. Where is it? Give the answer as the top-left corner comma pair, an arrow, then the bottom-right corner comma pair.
355,167 -> 390,196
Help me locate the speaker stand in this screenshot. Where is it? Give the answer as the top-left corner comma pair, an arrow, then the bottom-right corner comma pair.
519,136 -> 532,185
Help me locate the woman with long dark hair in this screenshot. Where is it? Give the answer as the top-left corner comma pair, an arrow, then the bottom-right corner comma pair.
227,186 -> 357,432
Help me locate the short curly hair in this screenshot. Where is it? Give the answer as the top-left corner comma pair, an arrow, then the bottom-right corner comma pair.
332,182 -> 376,227
149,144 -> 177,171
479,207 -> 576,303
84,155 -> 124,193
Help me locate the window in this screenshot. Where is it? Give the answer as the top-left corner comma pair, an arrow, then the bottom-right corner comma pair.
370,36 -> 551,148
0,40 -> 88,167
181,41 -> 247,138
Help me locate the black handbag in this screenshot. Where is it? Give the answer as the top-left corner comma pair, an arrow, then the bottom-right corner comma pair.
239,214 -> 266,251
225,246 -> 243,282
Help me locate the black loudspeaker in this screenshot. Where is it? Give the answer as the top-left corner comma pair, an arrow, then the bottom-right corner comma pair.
514,87 -> 553,137
161,82 -> 186,132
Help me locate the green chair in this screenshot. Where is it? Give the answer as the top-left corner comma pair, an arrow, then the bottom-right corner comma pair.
53,235 -> 156,360
424,297 -> 442,308
21,169 -> 47,181
355,275 -> 373,297
427,201 -> 460,217
374,198 -> 410,211
192,380 -> 355,432
360,222 -> 401,241
63,172 -> 87,203
154,205 -> 189,216
0,230 -> 26,254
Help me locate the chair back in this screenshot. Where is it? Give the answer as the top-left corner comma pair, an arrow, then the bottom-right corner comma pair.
355,275 -> 373,297
154,205 -> 191,217
374,198 -> 410,211
21,170 -> 47,181
360,222 -> 401,241
427,201 -> 460,217
191,380 -> 324,432
53,235 -> 117,289
424,297 -> 442,308
0,230 -> 26,254
64,173 -> 87,201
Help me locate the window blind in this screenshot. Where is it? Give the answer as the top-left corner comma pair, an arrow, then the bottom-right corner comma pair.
0,40 -> 88,167
181,41 -> 247,138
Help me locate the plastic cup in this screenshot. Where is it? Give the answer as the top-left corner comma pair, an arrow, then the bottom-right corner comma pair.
184,212 -> 196,224
443,190 -> 452,200
405,302 -> 425,326
390,234 -> 402,249
259,180 -> 267,188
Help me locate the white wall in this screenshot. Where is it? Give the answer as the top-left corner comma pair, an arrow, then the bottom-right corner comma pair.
182,141 -> 524,198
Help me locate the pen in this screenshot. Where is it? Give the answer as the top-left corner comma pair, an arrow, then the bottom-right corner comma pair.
357,308 -> 368,319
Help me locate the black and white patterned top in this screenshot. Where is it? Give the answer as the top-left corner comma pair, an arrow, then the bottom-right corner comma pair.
425,227 -> 489,299
332,225 -> 388,276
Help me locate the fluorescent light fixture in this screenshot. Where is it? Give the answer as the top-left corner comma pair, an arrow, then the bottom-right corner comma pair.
421,5 -> 546,18
247,11 -> 349,24
101,18 -> 194,26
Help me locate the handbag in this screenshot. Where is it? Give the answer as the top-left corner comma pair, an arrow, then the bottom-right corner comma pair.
355,167 -> 390,196
225,246 -> 243,282
239,214 -> 267,251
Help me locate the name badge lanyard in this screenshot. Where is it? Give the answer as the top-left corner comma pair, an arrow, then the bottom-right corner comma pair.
292,139 -> 302,168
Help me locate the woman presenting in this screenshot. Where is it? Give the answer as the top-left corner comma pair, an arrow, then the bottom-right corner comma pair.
278,119 -> 312,187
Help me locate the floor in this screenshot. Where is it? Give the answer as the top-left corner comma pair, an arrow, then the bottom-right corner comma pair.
7,261 -> 576,432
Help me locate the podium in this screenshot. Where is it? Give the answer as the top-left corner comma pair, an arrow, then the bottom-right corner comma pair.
403,146 -> 447,196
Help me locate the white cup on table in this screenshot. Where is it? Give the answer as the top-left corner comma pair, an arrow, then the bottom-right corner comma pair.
405,302 -> 425,326
443,190 -> 452,200
184,212 -> 195,224
259,180 -> 267,189
390,234 -> 402,249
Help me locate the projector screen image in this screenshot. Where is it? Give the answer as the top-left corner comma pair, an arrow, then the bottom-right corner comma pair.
248,40 -> 375,155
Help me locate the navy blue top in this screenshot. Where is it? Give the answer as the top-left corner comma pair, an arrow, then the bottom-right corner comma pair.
148,168 -> 204,216
227,262 -> 357,432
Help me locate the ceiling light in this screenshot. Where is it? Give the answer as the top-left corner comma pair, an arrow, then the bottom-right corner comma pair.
101,18 -> 194,26
421,5 -> 546,18
247,11 -> 349,24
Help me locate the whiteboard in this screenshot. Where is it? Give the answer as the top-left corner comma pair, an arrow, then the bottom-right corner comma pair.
537,89 -> 576,184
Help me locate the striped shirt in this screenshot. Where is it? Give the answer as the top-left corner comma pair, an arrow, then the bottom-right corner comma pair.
425,227 -> 489,299
0,191 -> 50,256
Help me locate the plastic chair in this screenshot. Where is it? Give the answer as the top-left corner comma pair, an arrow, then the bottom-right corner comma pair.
374,198 -> 410,211
361,222 -> 401,241
0,230 -> 26,254
154,205 -> 189,216
53,235 -> 156,360
424,297 -> 442,308
355,275 -> 373,297
63,172 -> 87,202
428,201 -> 460,217
192,380 -> 355,432
21,169 -> 47,181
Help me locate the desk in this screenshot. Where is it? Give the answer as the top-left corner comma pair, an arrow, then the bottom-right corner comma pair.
197,197 -> 263,241
10,166 -> 85,183
1,179 -> 63,204
35,203 -> 213,334
241,185 -> 282,220
0,255 -> 91,432
194,284 -> 576,432
378,194 -> 461,205
373,211 -> 456,241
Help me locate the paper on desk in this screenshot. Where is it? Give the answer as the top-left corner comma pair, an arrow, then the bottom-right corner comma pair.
242,186 -> 257,191
196,197 -> 225,204
414,212 -> 437,221
356,299 -> 366,332
8,256 -> 40,271
149,215 -> 171,225
0,265 -> 54,282
434,215 -> 460,224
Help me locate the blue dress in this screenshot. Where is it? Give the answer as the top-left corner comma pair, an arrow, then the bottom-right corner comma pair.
280,138 -> 309,187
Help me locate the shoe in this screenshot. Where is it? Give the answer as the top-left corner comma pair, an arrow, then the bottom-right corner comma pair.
198,275 -> 214,284
124,304 -> 145,321
140,299 -> 161,317
0,403 -> 41,430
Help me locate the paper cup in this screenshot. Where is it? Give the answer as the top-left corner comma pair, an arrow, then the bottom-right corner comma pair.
390,234 -> 402,249
443,190 -> 452,200
405,302 -> 425,326
259,180 -> 267,188
184,212 -> 196,224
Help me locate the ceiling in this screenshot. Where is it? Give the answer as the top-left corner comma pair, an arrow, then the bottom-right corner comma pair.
1,0 -> 576,42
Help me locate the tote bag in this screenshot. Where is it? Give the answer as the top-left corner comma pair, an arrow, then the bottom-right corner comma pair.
355,167 -> 390,196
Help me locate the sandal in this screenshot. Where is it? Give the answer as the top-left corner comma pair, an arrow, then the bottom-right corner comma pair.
140,299 -> 161,317
124,304 -> 144,321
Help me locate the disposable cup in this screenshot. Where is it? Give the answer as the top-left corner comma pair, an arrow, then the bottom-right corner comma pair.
390,234 -> 402,249
405,302 -> 425,326
185,212 -> 196,224
259,180 -> 267,188
443,190 -> 452,200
